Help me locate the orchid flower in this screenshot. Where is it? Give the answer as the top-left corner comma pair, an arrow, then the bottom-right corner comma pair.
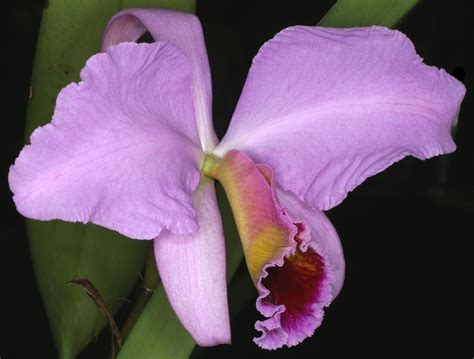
9,9 -> 465,350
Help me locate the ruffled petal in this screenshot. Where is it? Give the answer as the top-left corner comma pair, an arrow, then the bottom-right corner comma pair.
205,150 -> 344,349
9,42 -> 202,239
276,188 -> 345,298
216,26 -> 466,211
254,225 -> 330,349
255,188 -> 345,349
102,8 -> 217,151
154,179 -> 230,346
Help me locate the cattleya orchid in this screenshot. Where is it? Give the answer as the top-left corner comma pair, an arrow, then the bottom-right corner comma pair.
9,9 -> 465,350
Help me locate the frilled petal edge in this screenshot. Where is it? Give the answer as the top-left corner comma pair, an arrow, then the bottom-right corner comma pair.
254,188 -> 345,349
205,150 -> 344,349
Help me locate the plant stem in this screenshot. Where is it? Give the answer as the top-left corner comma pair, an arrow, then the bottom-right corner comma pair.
67,277 -> 123,359
121,246 -> 160,340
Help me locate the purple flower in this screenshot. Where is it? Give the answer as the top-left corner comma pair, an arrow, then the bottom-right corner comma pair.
9,9 -> 465,349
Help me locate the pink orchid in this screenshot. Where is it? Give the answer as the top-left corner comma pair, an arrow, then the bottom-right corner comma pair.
9,9 -> 465,350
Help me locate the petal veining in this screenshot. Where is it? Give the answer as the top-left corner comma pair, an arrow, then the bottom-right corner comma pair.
9,42 -> 202,239
216,26 -> 466,211
102,8 -> 217,151
154,179 -> 231,346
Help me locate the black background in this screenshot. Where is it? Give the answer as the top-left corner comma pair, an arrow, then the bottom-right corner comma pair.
3,0 -> 473,358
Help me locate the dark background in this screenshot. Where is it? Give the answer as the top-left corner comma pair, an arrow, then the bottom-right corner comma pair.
3,0 -> 473,358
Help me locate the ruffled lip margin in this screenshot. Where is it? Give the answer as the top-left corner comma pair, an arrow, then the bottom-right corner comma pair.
254,214 -> 335,350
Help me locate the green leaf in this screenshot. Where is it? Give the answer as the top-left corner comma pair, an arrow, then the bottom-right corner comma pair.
120,0 -> 195,11
25,0 -> 193,357
117,184 -> 244,359
28,220 -> 147,359
318,0 -> 420,28
117,283 -> 195,359
26,0 -> 119,137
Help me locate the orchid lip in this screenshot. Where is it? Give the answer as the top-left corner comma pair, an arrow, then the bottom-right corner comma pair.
204,149 -> 338,349
254,219 -> 333,349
